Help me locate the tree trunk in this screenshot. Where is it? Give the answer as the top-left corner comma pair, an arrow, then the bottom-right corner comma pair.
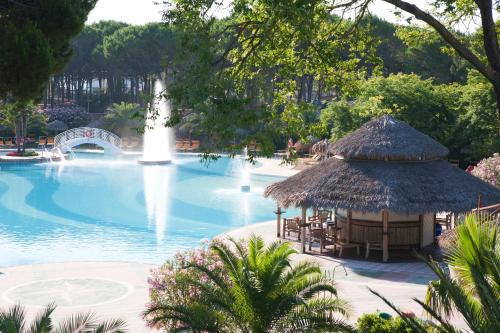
15,118 -> 21,153
21,115 -> 27,153
494,80 -> 500,121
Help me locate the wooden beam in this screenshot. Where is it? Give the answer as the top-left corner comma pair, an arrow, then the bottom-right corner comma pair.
433,213 -> 437,239
382,209 -> 389,262
346,210 -> 352,243
275,204 -> 282,238
301,205 -> 307,253
419,214 -> 424,248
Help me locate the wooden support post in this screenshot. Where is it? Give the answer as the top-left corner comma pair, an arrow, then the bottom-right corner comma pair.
275,205 -> 282,238
419,214 -> 424,248
433,213 -> 437,238
301,205 -> 307,253
382,209 -> 389,262
346,210 -> 352,243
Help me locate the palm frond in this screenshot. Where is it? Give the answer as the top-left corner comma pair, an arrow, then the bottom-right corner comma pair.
29,303 -> 55,333
54,312 -> 97,333
93,318 -> 127,333
0,304 -> 26,333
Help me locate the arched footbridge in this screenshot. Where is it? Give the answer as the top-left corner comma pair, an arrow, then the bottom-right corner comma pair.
54,127 -> 123,155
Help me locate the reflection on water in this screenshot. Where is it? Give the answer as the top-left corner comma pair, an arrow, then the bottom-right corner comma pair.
143,165 -> 175,242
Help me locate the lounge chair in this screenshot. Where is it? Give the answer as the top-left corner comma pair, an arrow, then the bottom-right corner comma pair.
129,137 -> 140,150
121,137 -> 130,149
46,137 -> 55,147
38,136 -> 47,147
175,140 -> 184,150
188,140 -> 200,151
182,140 -> 191,151
4,137 -> 14,147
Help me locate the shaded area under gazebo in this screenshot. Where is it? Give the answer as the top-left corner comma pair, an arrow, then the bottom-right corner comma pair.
265,115 -> 500,261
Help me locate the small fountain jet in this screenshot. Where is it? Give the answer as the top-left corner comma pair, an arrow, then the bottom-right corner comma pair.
240,146 -> 251,192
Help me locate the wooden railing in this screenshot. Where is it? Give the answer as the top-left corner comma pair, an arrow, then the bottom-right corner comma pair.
471,203 -> 500,222
336,215 -> 420,247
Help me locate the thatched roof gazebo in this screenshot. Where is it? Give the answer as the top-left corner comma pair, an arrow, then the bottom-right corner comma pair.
265,115 -> 500,261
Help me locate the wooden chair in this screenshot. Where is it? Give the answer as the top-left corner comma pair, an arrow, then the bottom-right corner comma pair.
282,217 -> 302,241
365,241 -> 383,259
182,140 -> 191,151
436,214 -> 452,230
335,241 -> 360,257
334,225 -> 360,257
308,219 -> 324,253
46,137 -> 55,147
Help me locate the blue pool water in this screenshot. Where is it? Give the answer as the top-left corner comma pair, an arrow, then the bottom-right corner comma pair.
0,154 -> 283,266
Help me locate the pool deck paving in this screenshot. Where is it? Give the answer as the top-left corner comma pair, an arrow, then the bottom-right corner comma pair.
0,262 -> 155,332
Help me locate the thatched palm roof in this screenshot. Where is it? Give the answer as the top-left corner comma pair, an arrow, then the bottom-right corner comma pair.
265,158 -> 500,213
327,115 -> 449,161
265,115 -> 500,214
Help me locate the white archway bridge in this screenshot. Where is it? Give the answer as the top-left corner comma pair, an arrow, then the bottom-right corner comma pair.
54,127 -> 123,155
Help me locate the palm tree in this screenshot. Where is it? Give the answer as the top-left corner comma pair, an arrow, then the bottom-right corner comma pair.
371,213 -> 500,333
145,235 -> 353,333
0,303 -> 126,333
102,102 -> 142,136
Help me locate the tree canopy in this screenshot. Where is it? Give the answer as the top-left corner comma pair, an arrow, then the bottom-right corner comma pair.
0,0 -> 97,102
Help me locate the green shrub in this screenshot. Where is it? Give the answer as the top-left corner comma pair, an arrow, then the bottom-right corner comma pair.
357,313 -> 393,333
356,313 -> 416,333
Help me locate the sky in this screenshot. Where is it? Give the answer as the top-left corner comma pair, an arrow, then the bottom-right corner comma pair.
86,0 -> 163,25
86,0 -> 421,26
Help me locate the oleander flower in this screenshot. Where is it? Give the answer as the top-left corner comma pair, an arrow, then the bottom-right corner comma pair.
472,153 -> 500,188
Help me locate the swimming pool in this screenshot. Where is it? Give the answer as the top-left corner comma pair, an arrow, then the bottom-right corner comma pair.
0,154 -> 283,266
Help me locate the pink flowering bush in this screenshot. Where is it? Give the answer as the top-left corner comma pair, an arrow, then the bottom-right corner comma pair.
472,153 -> 500,187
144,237 -> 228,330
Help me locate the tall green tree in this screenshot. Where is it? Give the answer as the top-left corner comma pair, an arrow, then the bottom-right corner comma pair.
0,0 -> 96,146
163,1 -> 380,158
163,0 -> 500,121
320,73 -> 499,161
0,0 -> 97,101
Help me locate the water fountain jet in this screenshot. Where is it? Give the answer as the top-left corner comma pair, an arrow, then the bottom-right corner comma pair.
138,76 -> 173,165
240,146 -> 251,192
